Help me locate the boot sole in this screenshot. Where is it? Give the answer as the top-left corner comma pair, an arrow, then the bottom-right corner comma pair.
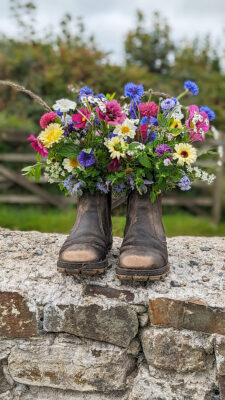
116,263 -> 170,282
57,258 -> 108,275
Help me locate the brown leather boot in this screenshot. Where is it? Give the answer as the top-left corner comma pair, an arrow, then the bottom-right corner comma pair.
57,191 -> 112,275
117,190 -> 169,281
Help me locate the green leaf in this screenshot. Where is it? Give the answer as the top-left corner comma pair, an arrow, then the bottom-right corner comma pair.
58,144 -> 79,158
168,128 -> 182,135
129,142 -> 140,150
138,153 -> 151,168
157,113 -> 168,127
34,165 -> 41,181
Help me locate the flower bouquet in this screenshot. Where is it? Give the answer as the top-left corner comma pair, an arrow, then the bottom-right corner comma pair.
23,80 -> 215,202
16,79 -> 217,280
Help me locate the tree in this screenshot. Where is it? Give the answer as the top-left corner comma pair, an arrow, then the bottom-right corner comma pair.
125,10 -> 174,74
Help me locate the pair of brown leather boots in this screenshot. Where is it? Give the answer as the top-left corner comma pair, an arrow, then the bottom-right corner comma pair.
57,190 -> 169,281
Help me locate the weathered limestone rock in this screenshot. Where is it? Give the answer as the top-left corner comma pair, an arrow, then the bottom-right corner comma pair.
141,326 -> 213,373
128,362 -> 217,400
43,303 -> 138,348
149,297 -> 225,335
215,336 -> 225,375
8,334 -> 136,392
0,292 -> 38,338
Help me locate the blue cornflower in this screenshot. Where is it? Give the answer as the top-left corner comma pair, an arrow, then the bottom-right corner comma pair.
200,106 -> 215,121
149,132 -> 157,142
79,86 -> 94,102
184,80 -> 199,95
55,109 -> 63,117
129,100 -> 140,119
124,82 -> 144,100
178,175 -> 191,191
96,93 -> 107,100
161,97 -> 177,111
150,116 -> 158,126
78,150 -> 96,167
141,116 -> 148,125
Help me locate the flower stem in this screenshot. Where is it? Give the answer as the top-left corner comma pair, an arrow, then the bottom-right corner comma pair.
177,89 -> 189,100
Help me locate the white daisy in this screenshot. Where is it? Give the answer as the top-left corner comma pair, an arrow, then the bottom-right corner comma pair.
113,119 -> 136,139
63,158 -> 79,172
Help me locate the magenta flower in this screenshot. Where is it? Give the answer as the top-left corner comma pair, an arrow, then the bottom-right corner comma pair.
97,100 -> 126,125
107,158 -> 122,172
72,108 -> 91,129
28,135 -> 48,157
40,112 -> 57,129
186,105 -> 210,142
139,102 -> 158,118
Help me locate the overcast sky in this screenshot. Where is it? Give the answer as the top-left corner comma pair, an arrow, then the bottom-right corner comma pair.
1,0 -> 224,63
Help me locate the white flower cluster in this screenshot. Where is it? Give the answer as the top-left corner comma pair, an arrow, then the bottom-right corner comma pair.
187,165 -> 215,184
81,95 -> 107,113
44,160 -> 66,184
52,98 -> 77,113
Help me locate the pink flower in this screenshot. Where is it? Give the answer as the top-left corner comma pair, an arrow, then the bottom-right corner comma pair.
186,105 -> 210,142
97,100 -> 126,125
40,112 -> 57,129
137,124 -> 148,140
72,108 -> 91,129
139,102 -> 158,118
28,135 -> 48,157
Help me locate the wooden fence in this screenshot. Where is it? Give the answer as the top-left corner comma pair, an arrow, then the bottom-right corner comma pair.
0,129 -> 224,224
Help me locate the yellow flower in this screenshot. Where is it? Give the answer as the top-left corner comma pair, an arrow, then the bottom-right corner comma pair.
63,158 -> 79,172
38,123 -> 63,148
170,119 -> 183,136
105,136 -> 127,159
173,143 -> 197,166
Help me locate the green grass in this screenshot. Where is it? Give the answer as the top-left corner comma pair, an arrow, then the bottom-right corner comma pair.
0,204 -> 224,237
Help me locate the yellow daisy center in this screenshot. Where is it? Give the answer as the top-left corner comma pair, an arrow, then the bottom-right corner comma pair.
69,158 -> 79,167
121,126 -> 130,134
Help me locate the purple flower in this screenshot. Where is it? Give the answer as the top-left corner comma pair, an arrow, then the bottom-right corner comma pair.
78,150 -> 96,167
124,83 -> 144,100
161,97 -> 177,111
96,183 -> 108,194
143,179 -> 154,185
115,183 -> 125,193
200,106 -> 215,121
155,144 -> 173,158
184,80 -> 199,95
150,116 -> 158,126
129,100 -> 140,118
178,175 -> 191,191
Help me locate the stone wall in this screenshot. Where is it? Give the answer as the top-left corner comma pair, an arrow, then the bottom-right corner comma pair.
0,228 -> 225,400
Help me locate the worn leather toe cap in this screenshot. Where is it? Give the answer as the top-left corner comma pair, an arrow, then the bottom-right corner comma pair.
119,248 -> 166,270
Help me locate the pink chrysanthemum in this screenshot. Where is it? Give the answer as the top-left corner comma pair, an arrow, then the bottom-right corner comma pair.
40,112 -> 58,129
139,102 -> 158,118
186,105 -> 210,142
72,107 -> 91,129
28,135 -> 48,157
97,100 -> 126,125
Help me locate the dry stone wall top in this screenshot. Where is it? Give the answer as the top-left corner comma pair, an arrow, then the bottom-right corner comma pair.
0,228 -> 224,400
